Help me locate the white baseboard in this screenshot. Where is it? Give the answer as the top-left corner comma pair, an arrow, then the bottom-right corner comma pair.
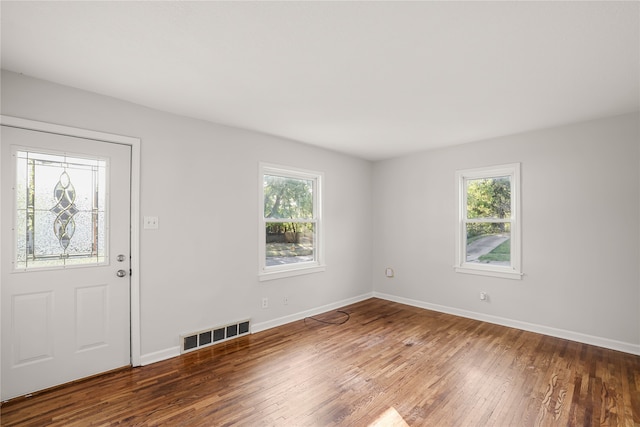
139,292 -> 374,366
140,346 -> 180,366
373,292 -> 640,356
140,290 -> 637,366
251,292 -> 374,334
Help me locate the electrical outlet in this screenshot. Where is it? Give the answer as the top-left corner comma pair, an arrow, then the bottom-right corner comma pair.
283,296 -> 289,305
262,297 -> 268,309
143,216 -> 159,229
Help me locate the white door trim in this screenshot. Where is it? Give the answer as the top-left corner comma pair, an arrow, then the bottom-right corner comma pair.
0,115 -> 142,373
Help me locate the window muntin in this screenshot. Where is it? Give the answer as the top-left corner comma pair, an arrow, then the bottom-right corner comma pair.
455,164 -> 521,279
14,149 -> 107,270
259,164 -> 324,280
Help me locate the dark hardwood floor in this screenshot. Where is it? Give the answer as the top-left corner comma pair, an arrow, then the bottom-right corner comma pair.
2,298 -> 639,426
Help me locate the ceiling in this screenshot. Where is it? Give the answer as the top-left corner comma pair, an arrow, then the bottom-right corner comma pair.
1,1 -> 638,161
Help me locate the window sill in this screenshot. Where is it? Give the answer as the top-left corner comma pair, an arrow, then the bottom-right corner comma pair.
454,265 -> 523,280
259,264 -> 326,282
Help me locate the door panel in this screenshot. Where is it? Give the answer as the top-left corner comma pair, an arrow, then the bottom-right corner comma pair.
12,291 -> 53,366
1,125 -> 131,400
75,284 -> 109,351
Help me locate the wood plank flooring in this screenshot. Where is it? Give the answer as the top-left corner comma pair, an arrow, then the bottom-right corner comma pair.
2,298 -> 639,426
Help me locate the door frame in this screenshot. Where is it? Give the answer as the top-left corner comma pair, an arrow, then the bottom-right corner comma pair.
0,116 -> 142,385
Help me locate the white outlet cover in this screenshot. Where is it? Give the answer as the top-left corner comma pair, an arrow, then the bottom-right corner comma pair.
144,216 -> 159,229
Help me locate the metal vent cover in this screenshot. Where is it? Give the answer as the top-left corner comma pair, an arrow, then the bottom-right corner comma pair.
180,319 -> 250,354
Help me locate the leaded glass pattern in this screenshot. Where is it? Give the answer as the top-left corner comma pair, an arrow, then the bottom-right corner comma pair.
50,171 -> 79,250
14,150 -> 107,270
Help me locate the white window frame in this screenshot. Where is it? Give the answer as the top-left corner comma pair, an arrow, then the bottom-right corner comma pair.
455,163 -> 522,280
258,163 -> 325,281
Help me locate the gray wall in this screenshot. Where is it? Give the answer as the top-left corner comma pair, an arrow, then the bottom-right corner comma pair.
372,113 -> 640,351
3,69 -> 639,356
1,70 -> 374,359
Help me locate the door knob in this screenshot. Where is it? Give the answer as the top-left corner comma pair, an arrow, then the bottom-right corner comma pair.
116,269 -> 127,278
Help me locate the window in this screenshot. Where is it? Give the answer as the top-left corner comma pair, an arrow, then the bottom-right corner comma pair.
259,163 -> 324,280
14,149 -> 107,270
455,163 -> 522,279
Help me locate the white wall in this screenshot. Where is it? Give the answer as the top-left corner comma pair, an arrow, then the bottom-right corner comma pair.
372,113 -> 640,352
1,70 -> 373,360
3,69 -> 638,358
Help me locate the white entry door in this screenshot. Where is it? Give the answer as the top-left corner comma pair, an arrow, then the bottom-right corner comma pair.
1,125 -> 131,400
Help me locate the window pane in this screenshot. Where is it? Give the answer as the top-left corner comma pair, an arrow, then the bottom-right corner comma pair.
265,222 -> 315,266
466,222 -> 511,265
466,176 -> 511,219
14,151 -> 107,270
264,174 -> 313,219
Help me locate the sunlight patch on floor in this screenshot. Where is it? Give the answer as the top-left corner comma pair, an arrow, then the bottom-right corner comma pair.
369,406 -> 410,427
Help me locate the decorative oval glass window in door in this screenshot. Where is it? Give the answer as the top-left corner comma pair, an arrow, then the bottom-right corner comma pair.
14,150 -> 108,270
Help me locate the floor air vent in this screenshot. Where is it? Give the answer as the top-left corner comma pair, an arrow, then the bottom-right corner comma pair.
180,319 -> 250,354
